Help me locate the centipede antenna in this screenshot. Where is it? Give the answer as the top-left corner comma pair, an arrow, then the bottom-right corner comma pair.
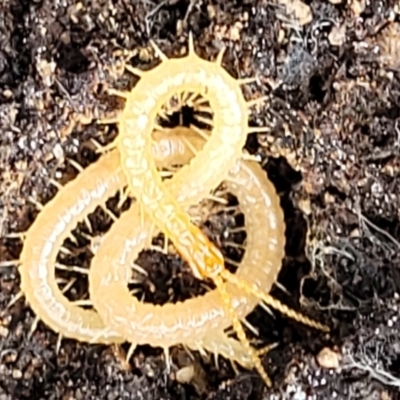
125,64 -> 145,77
149,40 -> 168,61
0,259 -> 20,268
215,47 -> 226,65
224,270 -> 330,332
126,343 -> 137,362
261,298 -> 329,332
246,96 -> 269,109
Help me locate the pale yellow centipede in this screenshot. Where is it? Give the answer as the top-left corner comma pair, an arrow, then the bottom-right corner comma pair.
18,34 -> 328,388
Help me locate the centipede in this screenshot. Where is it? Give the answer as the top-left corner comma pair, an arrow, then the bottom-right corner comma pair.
13,33 -> 328,388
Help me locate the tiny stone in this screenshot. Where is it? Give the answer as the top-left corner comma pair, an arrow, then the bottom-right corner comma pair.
317,347 -> 341,369
12,369 -> 23,379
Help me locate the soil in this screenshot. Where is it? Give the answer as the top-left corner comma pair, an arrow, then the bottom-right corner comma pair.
1,0 -> 400,399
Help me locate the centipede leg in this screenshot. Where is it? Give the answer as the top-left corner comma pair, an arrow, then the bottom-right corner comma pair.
246,96 -> 269,109
90,138 -> 118,154
149,40 -> 168,61
111,345 -> 132,371
241,153 -> 262,163
247,126 -> 271,134
106,88 -> 129,99
27,196 -> 44,211
125,65 -> 145,77
56,334 -> 63,354
215,47 -> 226,66
213,275 -> 272,387
6,290 -> 24,308
0,259 -> 19,268
28,316 -> 40,339
164,347 -> 171,373
126,343 -> 137,363
237,77 -> 258,85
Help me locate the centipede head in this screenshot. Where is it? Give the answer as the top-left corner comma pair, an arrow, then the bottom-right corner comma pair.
185,225 -> 225,280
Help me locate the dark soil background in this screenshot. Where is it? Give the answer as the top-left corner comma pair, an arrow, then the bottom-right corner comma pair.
1,0 -> 400,399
